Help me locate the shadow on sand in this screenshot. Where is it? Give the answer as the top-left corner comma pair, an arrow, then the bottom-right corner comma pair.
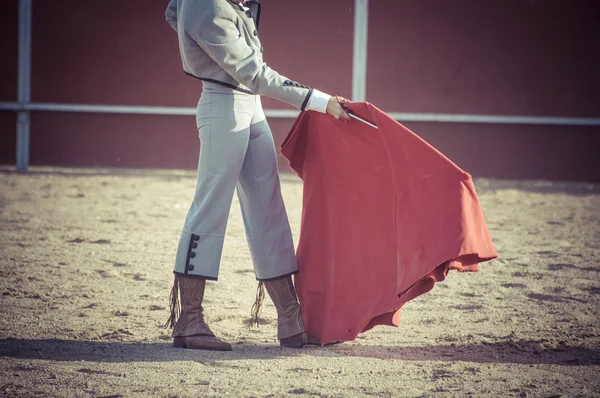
325,339 -> 600,366
1,338 -> 598,366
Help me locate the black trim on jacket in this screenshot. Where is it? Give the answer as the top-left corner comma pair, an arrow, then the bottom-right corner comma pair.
184,71 -> 255,95
301,88 -> 314,111
184,71 -> 313,111
283,79 -> 309,89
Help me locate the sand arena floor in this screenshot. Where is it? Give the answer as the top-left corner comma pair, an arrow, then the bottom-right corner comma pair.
0,167 -> 599,397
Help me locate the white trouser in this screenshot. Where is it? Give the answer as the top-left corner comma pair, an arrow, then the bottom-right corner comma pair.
173,82 -> 298,281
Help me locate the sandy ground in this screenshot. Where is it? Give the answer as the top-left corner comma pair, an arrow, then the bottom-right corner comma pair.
0,166 -> 599,398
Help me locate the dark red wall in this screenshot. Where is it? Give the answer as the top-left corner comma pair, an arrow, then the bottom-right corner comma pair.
258,0 -> 354,110
0,0 -> 18,102
367,0 -> 600,117
366,0 -> 600,180
30,1 -> 197,106
29,112 -> 199,169
28,0 -> 353,107
405,122 -> 600,181
7,0 -> 353,171
0,0 -> 18,165
1,0 -> 599,180
0,112 -> 17,166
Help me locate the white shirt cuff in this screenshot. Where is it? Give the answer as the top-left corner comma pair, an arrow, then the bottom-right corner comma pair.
305,89 -> 331,114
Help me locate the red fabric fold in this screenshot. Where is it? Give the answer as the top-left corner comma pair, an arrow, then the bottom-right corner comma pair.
281,102 -> 497,344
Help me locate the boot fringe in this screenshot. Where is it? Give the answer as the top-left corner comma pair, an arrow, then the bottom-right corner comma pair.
165,275 -> 181,329
250,281 -> 265,327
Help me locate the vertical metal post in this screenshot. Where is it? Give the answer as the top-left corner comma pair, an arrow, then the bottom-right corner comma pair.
17,0 -> 32,171
352,0 -> 369,102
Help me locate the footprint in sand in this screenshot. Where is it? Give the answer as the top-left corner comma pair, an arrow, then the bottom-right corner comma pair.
95,270 -> 111,278
546,263 -> 576,271
234,269 -> 254,274
535,250 -> 559,258
148,214 -> 168,219
459,292 -> 481,298
288,388 -> 313,395
584,287 -> 600,295
527,293 -> 562,303
66,238 -> 111,244
580,266 -> 600,273
77,368 -> 121,377
242,318 -> 272,326
527,293 -> 588,304
101,329 -> 134,338
114,310 -> 129,317
431,369 -> 456,381
550,287 -> 566,294
500,283 -> 528,289
448,304 -> 484,311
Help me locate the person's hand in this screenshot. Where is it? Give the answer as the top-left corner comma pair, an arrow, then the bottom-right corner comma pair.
326,96 -> 351,121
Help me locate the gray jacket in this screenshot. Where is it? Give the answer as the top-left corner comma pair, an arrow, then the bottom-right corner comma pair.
166,0 -> 313,110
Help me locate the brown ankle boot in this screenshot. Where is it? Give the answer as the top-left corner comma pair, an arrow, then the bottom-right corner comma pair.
166,276 -> 231,351
263,276 -> 321,348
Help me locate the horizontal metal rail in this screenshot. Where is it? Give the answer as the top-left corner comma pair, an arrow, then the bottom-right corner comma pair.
1,101 -> 600,126
386,112 -> 600,126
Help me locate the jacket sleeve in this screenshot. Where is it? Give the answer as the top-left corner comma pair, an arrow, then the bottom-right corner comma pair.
165,0 -> 178,32
194,9 -> 313,110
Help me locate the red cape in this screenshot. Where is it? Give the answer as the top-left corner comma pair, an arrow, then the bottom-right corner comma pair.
281,102 -> 498,344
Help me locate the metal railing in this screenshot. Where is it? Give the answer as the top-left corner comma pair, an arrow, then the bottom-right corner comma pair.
7,0 -> 600,172
2,102 -> 600,127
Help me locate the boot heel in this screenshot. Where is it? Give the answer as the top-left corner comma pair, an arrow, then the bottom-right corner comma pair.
173,337 -> 186,349
280,334 -> 303,348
